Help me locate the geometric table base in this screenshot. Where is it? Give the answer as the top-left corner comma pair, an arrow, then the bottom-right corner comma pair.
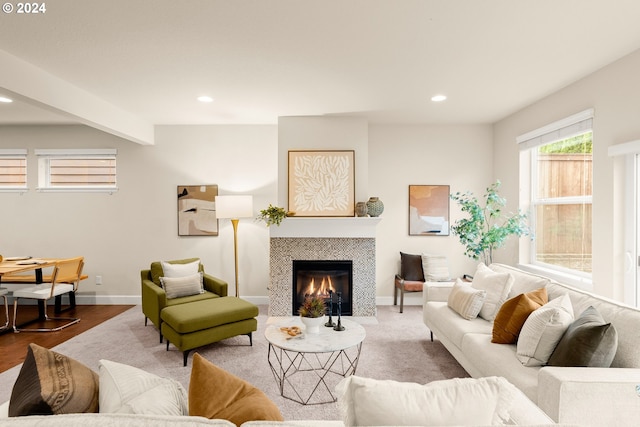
267,342 -> 362,405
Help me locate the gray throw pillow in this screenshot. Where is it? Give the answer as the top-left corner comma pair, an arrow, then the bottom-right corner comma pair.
547,305 -> 618,367
399,252 -> 425,282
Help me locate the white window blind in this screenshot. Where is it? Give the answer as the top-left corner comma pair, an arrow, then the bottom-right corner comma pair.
517,109 -> 594,151
0,149 -> 28,191
35,148 -> 117,192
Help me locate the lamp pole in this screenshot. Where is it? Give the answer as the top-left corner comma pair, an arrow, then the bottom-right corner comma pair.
215,194 -> 253,299
231,218 -> 240,298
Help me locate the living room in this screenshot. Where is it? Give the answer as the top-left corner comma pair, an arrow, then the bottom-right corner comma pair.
2,2 -> 640,426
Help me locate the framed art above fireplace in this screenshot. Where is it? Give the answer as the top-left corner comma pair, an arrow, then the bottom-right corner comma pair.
288,150 -> 355,217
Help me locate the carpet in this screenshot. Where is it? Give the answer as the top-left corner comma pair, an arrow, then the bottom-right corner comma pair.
0,304 -> 468,421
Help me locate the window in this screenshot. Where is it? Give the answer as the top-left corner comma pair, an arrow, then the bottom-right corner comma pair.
0,149 -> 27,192
518,109 -> 593,280
35,149 -> 117,192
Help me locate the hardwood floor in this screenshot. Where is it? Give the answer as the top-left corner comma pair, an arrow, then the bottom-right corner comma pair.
0,304 -> 134,373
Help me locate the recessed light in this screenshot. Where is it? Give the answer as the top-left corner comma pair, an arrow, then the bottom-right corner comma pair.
197,96 -> 214,103
431,94 -> 447,102
0,96 -> 13,103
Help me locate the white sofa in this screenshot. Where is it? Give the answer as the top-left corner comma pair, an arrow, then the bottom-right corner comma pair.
423,263 -> 640,427
0,378 -> 561,426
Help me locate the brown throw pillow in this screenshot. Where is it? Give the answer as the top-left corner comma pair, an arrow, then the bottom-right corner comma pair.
400,252 -> 425,282
548,305 -> 618,367
492,287 -> 548,344
189,353 -> 283,426
9,343 -> 99,416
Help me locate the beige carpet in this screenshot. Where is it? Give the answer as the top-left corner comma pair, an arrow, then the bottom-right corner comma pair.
0,304 -> 468,421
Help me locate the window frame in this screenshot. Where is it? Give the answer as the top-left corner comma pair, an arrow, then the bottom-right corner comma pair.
517,109 -> 594,289
0,149 -> 28,193
35,148 -> 118,193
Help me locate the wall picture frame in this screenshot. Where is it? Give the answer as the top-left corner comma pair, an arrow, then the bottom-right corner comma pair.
409,185 -> 450,236
178,185 -> 218,236
288,150 -> 355,217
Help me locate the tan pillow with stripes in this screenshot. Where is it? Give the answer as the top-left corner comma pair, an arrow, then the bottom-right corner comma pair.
447,278 -> 487,320
160,272 -> 204,299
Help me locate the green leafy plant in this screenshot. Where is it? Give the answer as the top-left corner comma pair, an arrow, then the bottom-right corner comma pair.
257,204 -> 294,227
450,180 -> 530,265
298,295 -> 326,318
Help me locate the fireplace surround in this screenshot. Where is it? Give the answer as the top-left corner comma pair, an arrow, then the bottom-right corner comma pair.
268,217 -> 380,317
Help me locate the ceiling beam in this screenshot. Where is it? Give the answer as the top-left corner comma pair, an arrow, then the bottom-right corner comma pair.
0,49 -> 154,145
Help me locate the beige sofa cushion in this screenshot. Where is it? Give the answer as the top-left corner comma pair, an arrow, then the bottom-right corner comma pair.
472,263 -> 514,321
517,294 -> 574,367
447,278 -> 486,320
336,375 -> 515,426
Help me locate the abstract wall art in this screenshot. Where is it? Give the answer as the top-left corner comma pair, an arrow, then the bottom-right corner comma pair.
288,150 -> 355,217
177,184 -> 218,236
408,184 -> 450,236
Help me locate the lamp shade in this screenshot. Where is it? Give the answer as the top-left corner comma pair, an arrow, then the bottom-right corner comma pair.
215,195 -> 253,219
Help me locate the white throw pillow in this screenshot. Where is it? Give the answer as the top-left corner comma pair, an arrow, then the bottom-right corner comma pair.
98,359 -> 188,416
516,294 -> 574,366
471,263 -> 514,322
335,376 -> 515,427
161,259 -> 200,277
447,278 -> 486,320
421,253 -> 451,281
160,272 -> 204,298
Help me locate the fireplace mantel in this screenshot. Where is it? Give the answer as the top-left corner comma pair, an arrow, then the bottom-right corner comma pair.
269,217 -> 381,238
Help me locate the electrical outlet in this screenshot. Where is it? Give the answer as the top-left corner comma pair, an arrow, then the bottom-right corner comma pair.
96,275 -> 102,285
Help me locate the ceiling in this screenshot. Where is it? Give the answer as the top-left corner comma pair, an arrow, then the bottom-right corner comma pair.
2,0 -> 640,134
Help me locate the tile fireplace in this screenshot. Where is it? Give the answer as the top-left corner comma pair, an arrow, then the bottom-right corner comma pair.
268,217 -> 380,317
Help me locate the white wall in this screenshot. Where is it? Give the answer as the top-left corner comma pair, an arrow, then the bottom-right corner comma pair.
493,48 -> 640,300
10,44 -> 638,307
277,116 -> 369,206
0,124 -> 277,304
0,121 -> 496,306
369,124 -> 494,304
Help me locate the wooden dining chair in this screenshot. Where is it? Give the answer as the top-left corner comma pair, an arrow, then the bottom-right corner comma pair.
12,257 -> 83,332
0,287 -> 9,331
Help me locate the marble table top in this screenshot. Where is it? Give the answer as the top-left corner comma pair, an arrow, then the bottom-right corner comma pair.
265,317 -> 366,353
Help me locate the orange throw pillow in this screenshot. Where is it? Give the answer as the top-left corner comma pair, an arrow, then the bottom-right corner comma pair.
188,353 -> 283,426
492,287 -> 548,344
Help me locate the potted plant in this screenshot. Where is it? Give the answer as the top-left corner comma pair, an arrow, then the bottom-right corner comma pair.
257,204 -> 295,227
450,180 -> 530,265
298,295 -> 326,333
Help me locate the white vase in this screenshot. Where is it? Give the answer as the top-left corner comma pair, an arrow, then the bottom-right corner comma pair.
300,315 -> 325,334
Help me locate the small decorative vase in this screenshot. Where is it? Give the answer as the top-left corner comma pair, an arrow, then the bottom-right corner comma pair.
301,315 -> 325,334
355,202 -> 368,217
366,197 -> 384,217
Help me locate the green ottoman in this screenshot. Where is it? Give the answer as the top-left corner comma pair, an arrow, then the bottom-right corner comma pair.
161,296 -> 259,366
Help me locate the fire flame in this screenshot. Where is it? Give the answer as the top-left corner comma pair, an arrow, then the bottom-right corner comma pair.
303,276 -> 335,298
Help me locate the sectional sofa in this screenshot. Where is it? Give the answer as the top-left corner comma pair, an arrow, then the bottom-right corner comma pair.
423,262 -> 640,427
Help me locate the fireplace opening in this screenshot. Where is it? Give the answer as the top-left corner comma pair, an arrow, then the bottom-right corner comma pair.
292,260 -> 353,317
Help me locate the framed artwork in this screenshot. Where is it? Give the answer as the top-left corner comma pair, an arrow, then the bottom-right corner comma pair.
408,185 -> 450,236
178,185 -> 218,236
288,150 -> 355,217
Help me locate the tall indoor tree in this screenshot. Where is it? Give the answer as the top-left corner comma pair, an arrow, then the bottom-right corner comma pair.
450,180 -> 530,265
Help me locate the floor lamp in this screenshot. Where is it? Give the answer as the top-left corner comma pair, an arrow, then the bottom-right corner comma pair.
215,195 -> 253,298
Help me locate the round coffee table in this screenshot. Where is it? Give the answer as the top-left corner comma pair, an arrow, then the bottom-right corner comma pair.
265,317 -> 366,405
